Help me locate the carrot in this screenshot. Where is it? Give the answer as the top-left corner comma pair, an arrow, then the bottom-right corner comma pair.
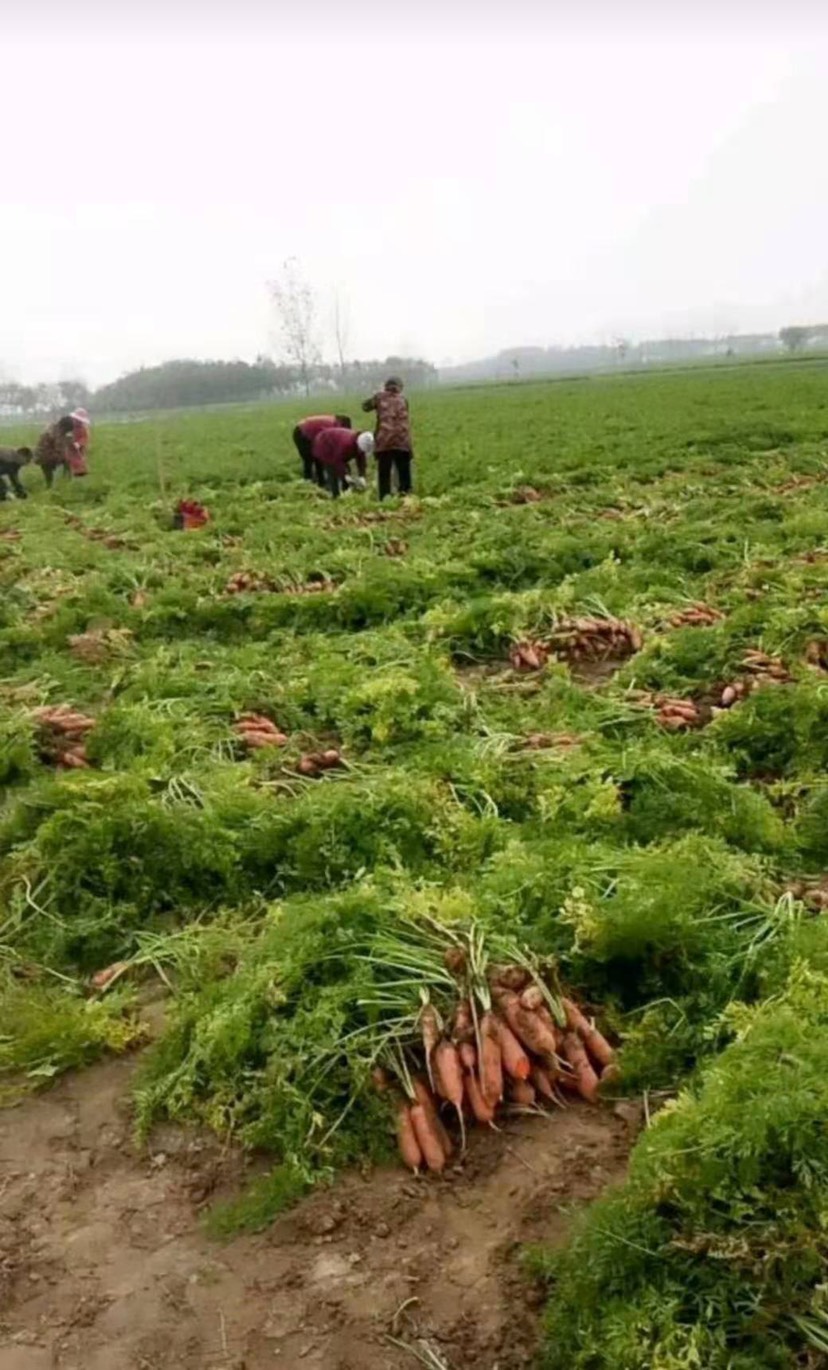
598,1063 -> 621,1090
479,1012 -> 504,1106
496,991 -> 559,1060
493,1018 -> 531,1081
409,1103 -> 446,1173
520,984 -> 545,1012
458,1041 -> 477,1071
433,1039 -> 466,1150
562,997 -> 615,1070
452,998 -> 473,1041
561,1032 -> 599,1103
464,1070 -> 495,1125
297,756 -> 319,776
508,1080 -> 536,1106
396,1103 -> 422,1173
420,1005 -> 441,1088
530,1065 -> 557,1102
412,1079 -> 453,1159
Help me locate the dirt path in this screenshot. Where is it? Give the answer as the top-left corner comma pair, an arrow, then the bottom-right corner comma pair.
0,1059 -> 637,1370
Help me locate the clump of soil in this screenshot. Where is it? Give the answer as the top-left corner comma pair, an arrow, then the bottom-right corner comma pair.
0,1057 -> 634,1370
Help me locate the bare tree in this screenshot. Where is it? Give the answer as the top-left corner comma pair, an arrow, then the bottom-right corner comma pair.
332,292 -> 350,388
268,258 -> 320,396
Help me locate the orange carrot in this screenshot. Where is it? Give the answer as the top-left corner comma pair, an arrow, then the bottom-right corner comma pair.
433,1039 -> 466,1150
493,1017 -> 531,1081
409,1103 -> 446,1173
396,1103 -> 422,1172
508,1079 -> 536,1106
458,1041 -> 477,1071
497,991 -> 559,1059
520,984 -> 545,1012
480,1012 -> 504,1106
562,996 -> 615,1070
412,1079 -> 453,1159
464,1070 -> 495,1125
420,1004 -> 440,1089
452,998 -> 473,1042
530,1065 -> 557,1102
561,1032 -> 599,1103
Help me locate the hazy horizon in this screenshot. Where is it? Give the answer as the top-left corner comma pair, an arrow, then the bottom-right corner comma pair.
4,0 -> 828,387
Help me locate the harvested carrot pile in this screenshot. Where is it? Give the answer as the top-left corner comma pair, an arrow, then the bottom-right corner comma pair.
631,691 -> 702,731
350,917 -> 616,1175
31,705 -> 96,769
296,748 -> 344,777
225,570 -> 277,595
281,576 -> 338,596
0,528 -> 21,542
510,640 -> 549,671
234,713 -> 288,750
551,615 -> 643,663
740,649 -> 791,683
68,627 -> 133,664
520,731 -> 584,750
805,639 -> 828,671
501,485 -> 545,505
784,876 -> 828,911
668,603 -> 724,628
383,538 -> 408,557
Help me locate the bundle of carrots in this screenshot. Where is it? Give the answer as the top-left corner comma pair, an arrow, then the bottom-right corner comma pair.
0,528 -> 21,542
785,877 -> 828,912
355,917 -> 616,1176
630,691 -> 702,731
296,748 -> 344,777
383,538 -> 409,557
740,649 -> 791,683
225,570 -> 276,595
63,512 -> 130,549
235,713 -> 288,750
68,628 -> 133,664
551,615 -> 643,664
281,576 -> 338,596
504,485 -> 545,505
718,680 -> 751,708
509,640 -> 549,672
668,603 -> 724,628
520,731 -> 583,750
31,704 -> 95,769
805,639 -> 828,672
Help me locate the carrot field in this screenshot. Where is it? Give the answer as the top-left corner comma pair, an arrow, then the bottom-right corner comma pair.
2,361 -> 828,1367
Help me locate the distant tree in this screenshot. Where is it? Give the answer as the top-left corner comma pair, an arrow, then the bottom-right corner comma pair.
779,325 -> 812,353
332,292 -> 350,387
268,259 -> 320,396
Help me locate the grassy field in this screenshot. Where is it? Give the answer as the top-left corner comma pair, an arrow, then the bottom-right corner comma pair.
2,362 -> 828,1367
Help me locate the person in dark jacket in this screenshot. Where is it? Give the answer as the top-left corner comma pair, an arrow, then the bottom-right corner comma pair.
362,376 -> 413,499
312,428 -> 374,498
293,414 -> 351,484
35,416 -> 88,486
0,446 -> 33,500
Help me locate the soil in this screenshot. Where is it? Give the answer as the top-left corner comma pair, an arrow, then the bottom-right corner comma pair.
0,1059 -> 636,1370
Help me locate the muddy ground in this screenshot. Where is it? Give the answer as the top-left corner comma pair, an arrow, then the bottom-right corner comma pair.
0,1058 -> 636,1370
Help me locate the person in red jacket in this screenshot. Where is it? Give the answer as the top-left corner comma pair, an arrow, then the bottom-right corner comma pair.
312,428 -> 374,498
293,413 -> 351,484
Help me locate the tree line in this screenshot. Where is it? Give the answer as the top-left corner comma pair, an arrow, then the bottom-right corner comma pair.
0,355 -> 438,419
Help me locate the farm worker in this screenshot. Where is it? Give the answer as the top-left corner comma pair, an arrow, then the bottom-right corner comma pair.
0,446 -> 34,500
70,407 -> 91,460
361,376 -> 413,499
293,414 -> 351,485
312,427 -> 374,499
34,414 -> 89,486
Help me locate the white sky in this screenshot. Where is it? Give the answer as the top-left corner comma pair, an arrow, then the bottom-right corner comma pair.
3,0 -> 828,384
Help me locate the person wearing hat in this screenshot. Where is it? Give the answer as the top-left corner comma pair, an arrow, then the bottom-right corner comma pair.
34,412 -> 89,486
311,427 -> 374,499
293,413 -> 352,485
362,376 -> 413,499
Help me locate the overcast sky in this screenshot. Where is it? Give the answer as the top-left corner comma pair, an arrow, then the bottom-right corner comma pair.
3,1 -> 828,385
